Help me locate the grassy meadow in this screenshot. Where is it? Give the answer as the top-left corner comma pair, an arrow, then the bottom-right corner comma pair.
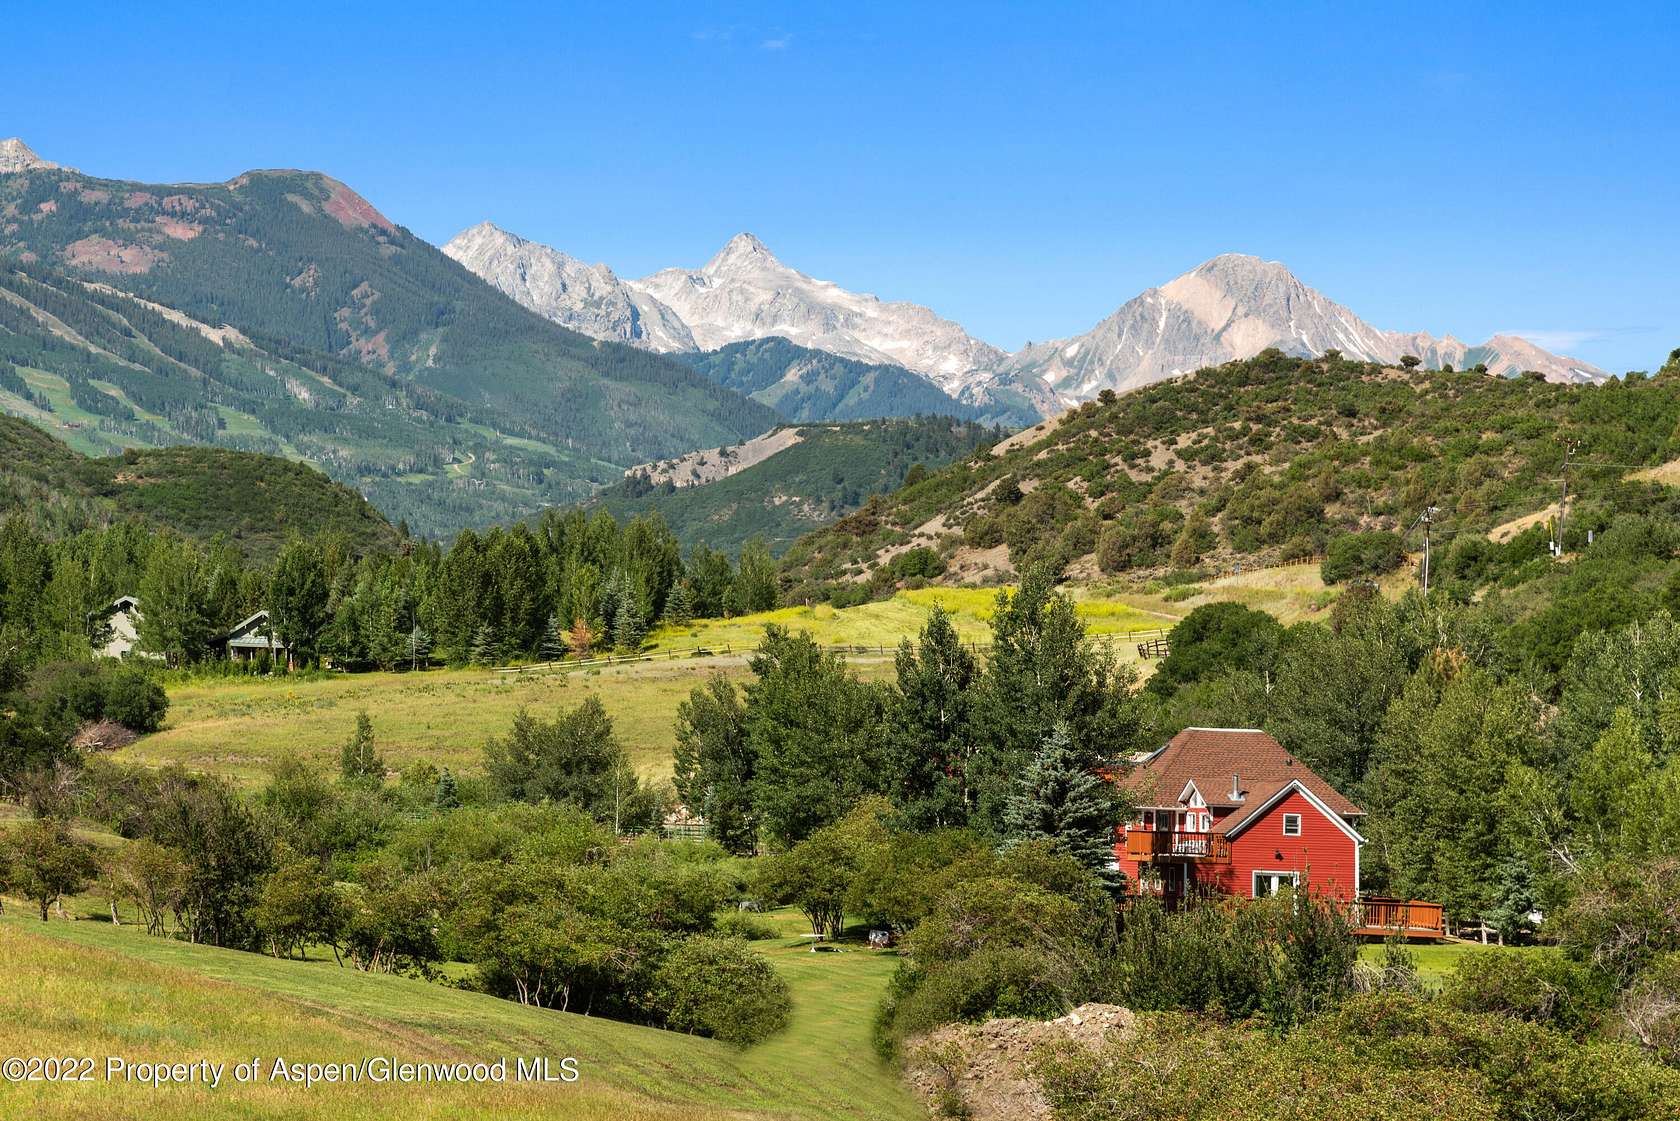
118,586 -> 1181,788
0,904 -> 918,1121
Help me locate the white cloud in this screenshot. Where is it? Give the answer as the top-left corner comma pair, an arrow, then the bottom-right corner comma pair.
1497,326 -> 1655,353
761,34 -> 791,50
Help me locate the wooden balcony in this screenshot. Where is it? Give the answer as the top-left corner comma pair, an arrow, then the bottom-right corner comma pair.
1354,897 -> 1445,940
1123,829 -> 1231,863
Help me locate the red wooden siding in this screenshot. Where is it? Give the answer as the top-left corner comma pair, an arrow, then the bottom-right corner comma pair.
1213,789 -> 1358,902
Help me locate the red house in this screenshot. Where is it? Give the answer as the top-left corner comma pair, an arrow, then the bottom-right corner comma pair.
1114,727 -> 1365,904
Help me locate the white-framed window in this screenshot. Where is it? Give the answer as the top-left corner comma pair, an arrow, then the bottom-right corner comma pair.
1282,813 -> 1302,837
1253,871 -> 1299,898
1141,809 -> 1155,830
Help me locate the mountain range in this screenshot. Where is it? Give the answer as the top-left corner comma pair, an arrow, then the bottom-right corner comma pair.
446,224 -> 1612,421
0,139 -> 779,536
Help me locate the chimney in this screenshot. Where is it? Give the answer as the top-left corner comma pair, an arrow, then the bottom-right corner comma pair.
1231,773 -> 1244,802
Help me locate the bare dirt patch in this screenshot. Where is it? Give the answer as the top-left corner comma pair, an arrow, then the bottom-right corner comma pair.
63,236 -> 164,274
323,178 -> 397,232
904,1004 -> 1135,1121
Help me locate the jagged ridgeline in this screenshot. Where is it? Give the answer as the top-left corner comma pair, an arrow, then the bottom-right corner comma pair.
0,414 -> 397,557
0,163 -> 780,536
779,348 -> 1680,593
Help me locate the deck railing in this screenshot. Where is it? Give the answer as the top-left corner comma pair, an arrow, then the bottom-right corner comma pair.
1123,829 -> 1231,863
1354,898 -> 1445,938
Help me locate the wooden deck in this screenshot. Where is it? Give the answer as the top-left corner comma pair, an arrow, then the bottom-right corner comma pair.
1354,897 -> 1445,940
1123,829 -> 1231,863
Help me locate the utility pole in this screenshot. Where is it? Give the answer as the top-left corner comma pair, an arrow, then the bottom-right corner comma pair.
1555,440 -> 1580,557
1417,505 -> 1439,596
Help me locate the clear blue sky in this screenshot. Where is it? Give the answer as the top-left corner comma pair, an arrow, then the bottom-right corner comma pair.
6,1 -> 1676,372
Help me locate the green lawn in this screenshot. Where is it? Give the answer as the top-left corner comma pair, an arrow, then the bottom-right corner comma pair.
0,906 -> 919,1121
1358,939 -> 1539,987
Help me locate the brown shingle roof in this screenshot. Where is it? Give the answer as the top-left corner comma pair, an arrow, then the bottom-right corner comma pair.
1117,727 -> 1362,834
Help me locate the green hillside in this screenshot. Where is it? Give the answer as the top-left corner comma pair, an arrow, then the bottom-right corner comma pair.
780,347 -> 1680,594
594,417 -> 998,555
0,164 -> 779,535
678,336 -> 984,423
0,414 -> 398,556
0,909 -> 918,1121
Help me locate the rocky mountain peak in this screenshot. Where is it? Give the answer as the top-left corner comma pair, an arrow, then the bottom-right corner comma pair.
0,137 -> 64,174
702,232 -> 782,276
442,221 -> 697,352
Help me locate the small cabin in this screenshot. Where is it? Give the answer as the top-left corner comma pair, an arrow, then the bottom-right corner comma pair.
223,610 -> 291,665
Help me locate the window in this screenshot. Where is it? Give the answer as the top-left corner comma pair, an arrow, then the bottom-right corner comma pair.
1141,809 -> 1155,830
1253,871 -> 1299,897
1282,813 -> 1302,837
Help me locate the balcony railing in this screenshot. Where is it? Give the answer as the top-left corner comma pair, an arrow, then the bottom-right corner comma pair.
1123,829 -> 1231,863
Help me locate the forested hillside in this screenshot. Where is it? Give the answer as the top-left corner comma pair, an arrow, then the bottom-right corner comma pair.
0,164 -> 780,534
594,417 -> 998,555
0,414 -> 396,556
677,337 -> 984,422
781,348 -> 1680,596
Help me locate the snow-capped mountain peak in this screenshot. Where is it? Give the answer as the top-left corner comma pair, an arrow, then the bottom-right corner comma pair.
992,253 -> 1609,400
441,221 -> 696,352
627,234 -> 1007,391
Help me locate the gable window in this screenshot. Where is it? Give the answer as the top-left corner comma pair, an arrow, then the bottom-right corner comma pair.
1282,813 -> 1302,837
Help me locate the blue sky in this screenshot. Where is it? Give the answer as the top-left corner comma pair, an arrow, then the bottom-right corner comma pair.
6,1 -> 1676,372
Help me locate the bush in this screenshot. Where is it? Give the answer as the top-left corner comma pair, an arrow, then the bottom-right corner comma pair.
655,936 -> 791,1045
1438,949 -> 1610,1036
1321,531 -> 1405,584
712,910 -> 778,940
102,668 -> 169,733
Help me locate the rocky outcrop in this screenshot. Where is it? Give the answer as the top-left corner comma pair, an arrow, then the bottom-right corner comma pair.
0,138 -> 67,175
442,222 -> 697,352
902,1004 -> 1136,1121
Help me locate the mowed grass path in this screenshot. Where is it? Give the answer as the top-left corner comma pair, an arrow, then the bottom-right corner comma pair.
0,908 -> 920,1121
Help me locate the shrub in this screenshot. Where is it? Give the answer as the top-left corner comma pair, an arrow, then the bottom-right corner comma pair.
1438,949 -> 1610,1036
1618,952 -> 1680,1067
655,936 -> 791,1045
1321,530 -> 1405,584
712,910 -> 778,940
101,667 -> 169,733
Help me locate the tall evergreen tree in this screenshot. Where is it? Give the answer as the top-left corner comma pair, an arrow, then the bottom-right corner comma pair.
970,564 -> 1144,838
539,614 -> 567,662
885,607 -> 977,829
1002,723 -> 1123,885
270,536 -> 330,666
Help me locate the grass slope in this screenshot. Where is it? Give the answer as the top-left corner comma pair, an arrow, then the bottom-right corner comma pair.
0,907 -> 918,1121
